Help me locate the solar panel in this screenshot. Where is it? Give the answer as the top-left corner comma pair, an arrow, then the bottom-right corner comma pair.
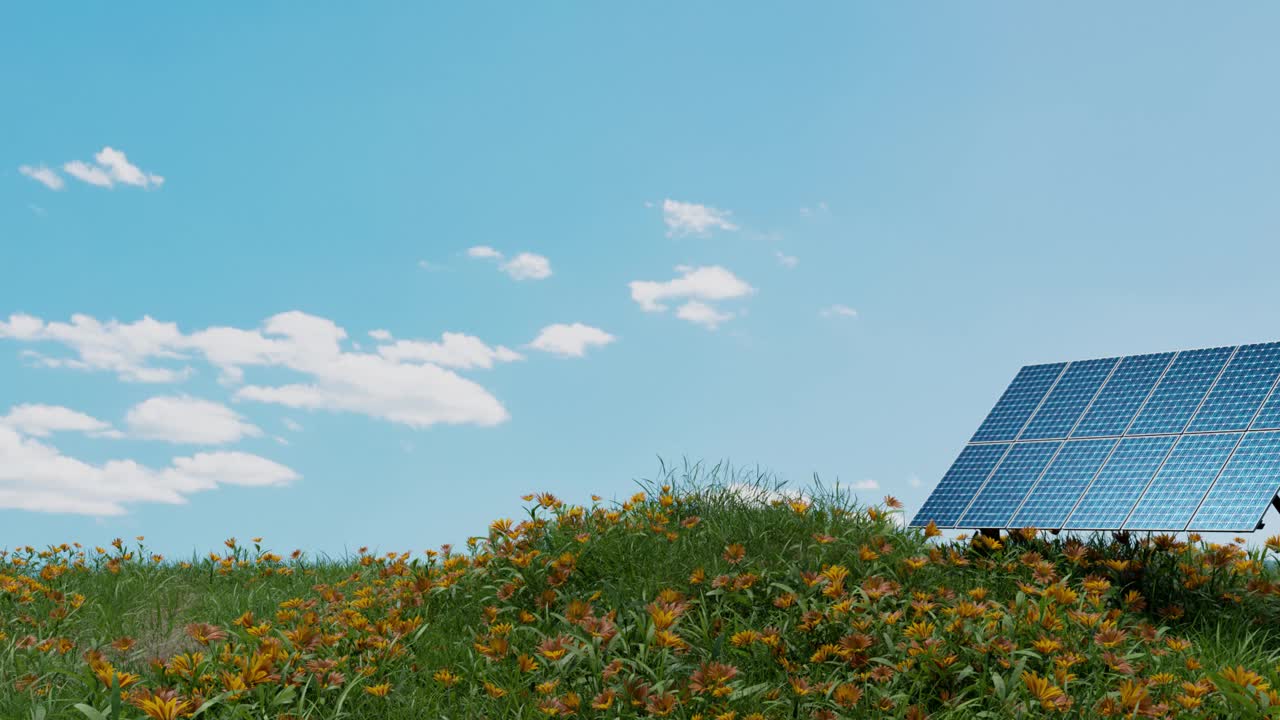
1187,432 -> 1280,532
955,441 -> 1061,528
1071,353 -> 1173,438
1019,358 -> 1118,440
909,443 -> 1009,527
914,340 -> 1280,533
1185,343 -> 1280,432
1122,433 -> 1240,530
969,363 -> 1065,443
1125,347 -> 1233,435
1062,436 -> 1177,530
1007,439 -> 1116,529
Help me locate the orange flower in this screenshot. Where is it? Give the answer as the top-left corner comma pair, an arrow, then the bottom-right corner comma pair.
722,544 -> 746,565
184,623 -> 227,645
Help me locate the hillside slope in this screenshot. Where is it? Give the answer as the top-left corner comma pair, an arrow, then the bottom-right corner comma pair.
5,466 -> 1280,719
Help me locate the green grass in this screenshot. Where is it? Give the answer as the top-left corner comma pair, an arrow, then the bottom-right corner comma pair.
5,460 -> 1280,719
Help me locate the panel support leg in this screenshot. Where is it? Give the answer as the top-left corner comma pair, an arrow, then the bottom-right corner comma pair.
1263,495 -> 1280,530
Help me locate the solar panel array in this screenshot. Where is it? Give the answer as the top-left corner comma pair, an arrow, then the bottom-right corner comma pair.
911,342 -> 1280,533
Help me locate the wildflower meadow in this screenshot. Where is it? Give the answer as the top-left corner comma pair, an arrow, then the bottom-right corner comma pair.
5,464 -> 1280,719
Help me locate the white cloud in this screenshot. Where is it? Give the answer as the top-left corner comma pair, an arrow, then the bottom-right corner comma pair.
19,165 -> 64,191
368,329 -> 393,341
629,265 -> 753,330
467,246 -> 552,281
725,482 -> 808,505
63,147 -> 164,189
500,252 -> 552,280
854,479 -> 880,490
629,265 -> 754,313
1,404 -> 120,438
0,313 -> 191,383
63,161 -> 113,187
775,251 -> 798,269
800,201 -> 829,217
1,311 -> 514,430
528,323 -> 615,357
675,301 -> 733,330
126,395 -> 262,445
467,245 -> 503,260
820,304 -> 858,318
283,418 -> 303,432
164,451 -> 295,488
0,425 -> 295,516
376,332 -> 523,369
662,199 -> 738,237
908,475 -> 922,488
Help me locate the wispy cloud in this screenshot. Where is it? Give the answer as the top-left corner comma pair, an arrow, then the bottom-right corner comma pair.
675,300 -> 734,330
820,304 -> 858,319
19,165 -> 64,191
629,265 -> 754,330
63,147 -> 164,189
375,332 -> 523,369
501,252 -> 552,280
0,311 -> 514,429
466,246 -> 553,280
854,478 -> 879,490
662,199 -> 738,237
0,404 -> 120,438
528,323 -> 616,357
467,246 -> 503,260
629,265 -> 754,312
775,251 -> 798,269
0,424 -> 296,516
126,395 -> 262,445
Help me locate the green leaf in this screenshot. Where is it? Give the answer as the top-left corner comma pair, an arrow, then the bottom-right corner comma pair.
273,685 -> 298,705
990,671 -> 1007,701
72,705 -> 110,720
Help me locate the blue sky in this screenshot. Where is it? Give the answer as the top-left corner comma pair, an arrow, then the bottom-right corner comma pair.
4,4 -> 1280,555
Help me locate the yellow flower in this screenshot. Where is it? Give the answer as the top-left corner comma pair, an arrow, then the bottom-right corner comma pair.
433,669 -> 461,687
136,696 -> 192,720
365,682 -> 392,697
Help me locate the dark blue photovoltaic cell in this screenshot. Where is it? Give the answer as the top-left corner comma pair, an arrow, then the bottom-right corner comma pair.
1062,436 -> 1176,529
1071,353 -> 1174,438
1123,433 -> 1240,531
1126,347 -> 1234,435
1019,358 -> 1119,440
1187,432 -> 1280,532
1185,343 -> 1280,433
910,444 -> 1009,527
970,364 -> 1066,442
1007,439 -> 1117,530
956,442 -> 1061,528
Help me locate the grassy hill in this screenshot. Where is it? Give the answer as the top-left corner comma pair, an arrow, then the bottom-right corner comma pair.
5,464 -> 1280,719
